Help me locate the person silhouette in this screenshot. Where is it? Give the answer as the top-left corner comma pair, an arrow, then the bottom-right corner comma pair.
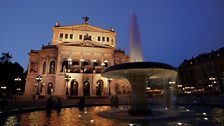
56,97 -> 62,115
46,97 -> 53,116
78,97 -> 85,110
114,95 -> 119,108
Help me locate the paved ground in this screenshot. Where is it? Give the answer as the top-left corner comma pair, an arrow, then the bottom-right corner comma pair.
0,94 -> 223,117
0,95 -> 111,117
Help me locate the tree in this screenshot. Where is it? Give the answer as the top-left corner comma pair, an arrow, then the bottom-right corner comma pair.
0,52 -> 12,63
0,52 -> 25,97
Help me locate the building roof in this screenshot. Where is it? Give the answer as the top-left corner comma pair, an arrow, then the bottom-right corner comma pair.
53,23 -> 115,33
179,47 -> 224,68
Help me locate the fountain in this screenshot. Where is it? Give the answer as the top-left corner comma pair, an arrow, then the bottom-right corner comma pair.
101,12 -> 177,116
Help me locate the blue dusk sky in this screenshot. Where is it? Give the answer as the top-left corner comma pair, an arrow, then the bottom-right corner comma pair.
0,0 -> 224,69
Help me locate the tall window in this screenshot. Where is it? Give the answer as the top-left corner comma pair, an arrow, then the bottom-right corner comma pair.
79,35 -> 83,40
102,37 -> 105,42
48,83 -> 53,95
60,61 -> 68,72
70,34 -> 73,39
49,61 -> 55,74
65,34 -> 68,39
42,62 -> 46,74
98,36 -> 101,41
96,80 -> 104,96
107,37 -> 109,42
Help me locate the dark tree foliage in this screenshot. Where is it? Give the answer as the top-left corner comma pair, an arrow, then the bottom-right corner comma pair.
0,52 -> 12,63
0,53 -> 26,97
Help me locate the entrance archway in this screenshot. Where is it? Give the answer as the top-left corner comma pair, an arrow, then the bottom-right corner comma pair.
70,80 -> 78,96
96,80 -> 104,96
48,83 -> 53,95
83,80 -> 90,96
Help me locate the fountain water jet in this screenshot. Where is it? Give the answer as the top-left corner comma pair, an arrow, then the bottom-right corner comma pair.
129,12 -> 143,62
102,12 -> 177,116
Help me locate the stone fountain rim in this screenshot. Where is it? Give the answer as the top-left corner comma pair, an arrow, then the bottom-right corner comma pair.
102,61 -> 176,74
98,107 -> 179,121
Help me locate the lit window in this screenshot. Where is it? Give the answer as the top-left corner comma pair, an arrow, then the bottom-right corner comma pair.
70,34 -> 73,39
102,37 -> 105,41
79,35 -> 82,40
65,34 -> 68,39
98,36 -> 100,41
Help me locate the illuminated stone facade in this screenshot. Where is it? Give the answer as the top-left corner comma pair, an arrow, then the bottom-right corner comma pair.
24,18 -> 131,97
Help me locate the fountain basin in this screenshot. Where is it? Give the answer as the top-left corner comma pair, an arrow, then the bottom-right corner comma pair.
99,107 -> 179,120
102,62 -> 177,115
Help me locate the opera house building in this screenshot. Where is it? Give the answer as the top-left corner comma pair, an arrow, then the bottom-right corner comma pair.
24,17 -> 131,97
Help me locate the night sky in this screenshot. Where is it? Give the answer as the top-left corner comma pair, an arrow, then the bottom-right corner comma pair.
0,0 -> 224,69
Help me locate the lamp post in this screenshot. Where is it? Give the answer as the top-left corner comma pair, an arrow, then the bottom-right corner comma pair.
68,58 -> 72,72
80,59 -> 84,72
64,74 -> 71,99
104,60 -> 109,67
14,77 -> 21,99
107,79 -> 112,95
35,75 -> 42,100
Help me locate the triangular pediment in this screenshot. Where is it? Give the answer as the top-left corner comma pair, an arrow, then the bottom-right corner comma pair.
63,40 -> 111,48
55,24 -> 113,33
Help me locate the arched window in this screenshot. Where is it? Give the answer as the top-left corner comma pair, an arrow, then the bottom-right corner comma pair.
92,59 -> 100,67
48,82 -> 53,95
49,61 -> 55,74
60,60 -> 68,72
83,61 -> 89,66
70,80 -> 79,96
96,80 -> 104,96
72,61 -> 79,66
42,62 -> 46,74
83,80 -> 90,96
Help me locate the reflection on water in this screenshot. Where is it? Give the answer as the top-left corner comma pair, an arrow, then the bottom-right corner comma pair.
211,108 -> 224,125
3,106 -> 128,126
3,106 -> 224,126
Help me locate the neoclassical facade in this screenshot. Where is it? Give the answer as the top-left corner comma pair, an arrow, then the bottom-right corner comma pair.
24,18 -> 131,97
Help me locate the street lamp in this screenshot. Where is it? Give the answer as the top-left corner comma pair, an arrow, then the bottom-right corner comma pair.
104,60 -> 109,67
68,58 -> 72,72
80,59 -> 84,65
14,77 -> 21,99
1,86 -> 7,96
64,74 -> 71,99
35,75 -> 42,100
80,59 -> 84,72
107,79 -> 112,95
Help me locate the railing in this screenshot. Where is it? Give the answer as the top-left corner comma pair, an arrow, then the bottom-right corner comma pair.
67,65 -> 104,73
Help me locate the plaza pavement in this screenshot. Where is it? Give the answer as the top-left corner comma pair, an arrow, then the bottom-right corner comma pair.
0,94 -> 224,117
0,95 -> 111,117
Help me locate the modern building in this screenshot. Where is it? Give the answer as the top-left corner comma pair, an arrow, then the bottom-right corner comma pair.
178,47 -> 224,94
24,17 -> 131,97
